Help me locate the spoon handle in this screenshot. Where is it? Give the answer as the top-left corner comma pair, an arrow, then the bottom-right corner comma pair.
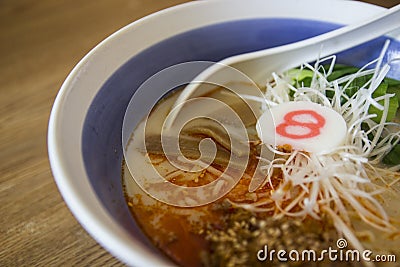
230,4 -> 400,83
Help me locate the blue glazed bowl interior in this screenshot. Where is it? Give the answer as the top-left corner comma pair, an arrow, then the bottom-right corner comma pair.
81,18 -> 400,240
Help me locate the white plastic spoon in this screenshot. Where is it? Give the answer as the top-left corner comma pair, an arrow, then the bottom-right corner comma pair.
164,4 -> 400,129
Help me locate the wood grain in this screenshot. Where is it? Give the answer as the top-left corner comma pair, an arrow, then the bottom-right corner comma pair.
0,1 -> 189,266
0,0 -> 398,266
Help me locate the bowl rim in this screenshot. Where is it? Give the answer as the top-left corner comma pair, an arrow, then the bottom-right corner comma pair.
47,1 -> 387,266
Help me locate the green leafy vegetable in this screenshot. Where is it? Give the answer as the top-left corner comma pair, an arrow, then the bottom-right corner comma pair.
382,144 -> 400,166
288,64 -> 400,166
289,65 -> 400,123
386,77 -> 400,105
368,81 -> 399,123
325,64 -> 359,81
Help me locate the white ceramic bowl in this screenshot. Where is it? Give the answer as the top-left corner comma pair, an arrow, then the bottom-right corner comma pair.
48,1 -> 400,266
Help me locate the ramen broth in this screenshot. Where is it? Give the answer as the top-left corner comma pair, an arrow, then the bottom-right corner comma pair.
122,85 -> 400,267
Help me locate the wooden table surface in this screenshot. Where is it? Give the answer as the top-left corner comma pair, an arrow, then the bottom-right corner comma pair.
1,0 -> 399,266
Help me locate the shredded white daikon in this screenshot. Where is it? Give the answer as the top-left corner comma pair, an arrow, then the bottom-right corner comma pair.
239,41 -> 400,253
